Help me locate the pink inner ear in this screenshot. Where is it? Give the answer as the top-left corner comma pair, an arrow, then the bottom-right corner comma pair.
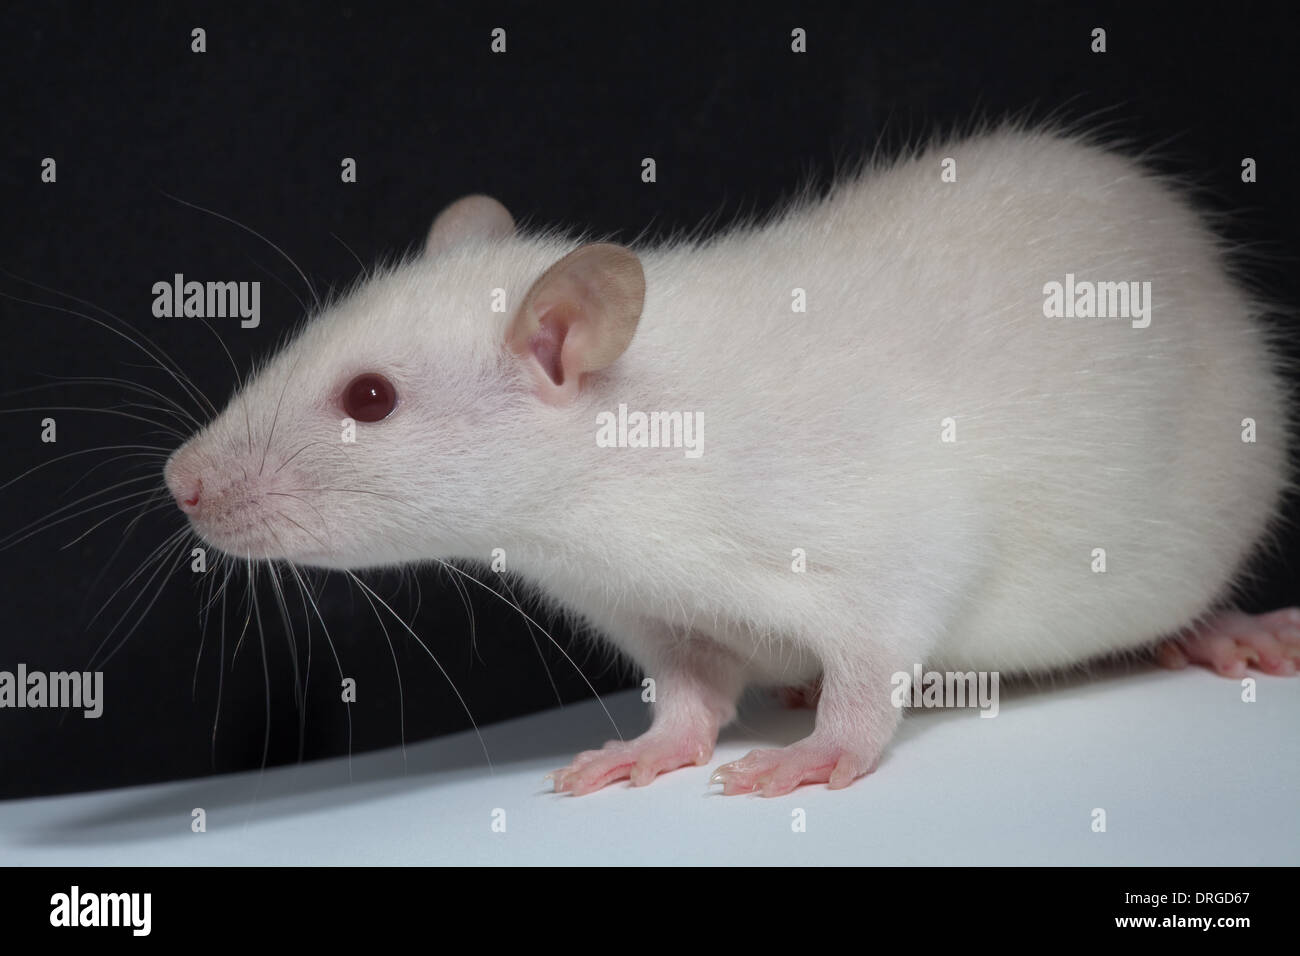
529,313 -> 567,386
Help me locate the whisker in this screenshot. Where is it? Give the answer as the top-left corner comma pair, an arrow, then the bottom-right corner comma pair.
0,282 -> 216,419
105,399 -> 199,435
258,354 -> 303,476
197,553 -> 240,618
11,376 -> 201,431
210,559 -> 232,768
193,548 -> 217,700
329,231 -> 368,280
247,557 -> 274,812
0,443 -> 168,493
433,559 -> 624,741
62,499 -> 174,550
345,570 -> 492,771
81,487 -> 175,616
272,441 -> 350,475
284,561 -> 353,782
65,451 -> 169,496
291,562 -> 315,762
278,486 -> 455,537
0,481 -> 162,553
263,553 -> 305,761
270,487 -> 608,726
90,533 -> 191,671
265,491 -> 330,531
499,573 -> 564,707
0,404 -> 187,439
347,570 -> 409,771
197,318 -> 253,456
248,256 -> 310,319
85,523 -> 191,633
445,564 -> 479,665
160,192 -> 322,314
231,561 -> 257,664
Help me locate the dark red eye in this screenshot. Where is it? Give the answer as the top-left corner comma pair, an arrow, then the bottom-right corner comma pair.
342,373 -> 398,422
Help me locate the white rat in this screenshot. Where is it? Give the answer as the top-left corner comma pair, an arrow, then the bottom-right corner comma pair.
164,126 -> 1299,797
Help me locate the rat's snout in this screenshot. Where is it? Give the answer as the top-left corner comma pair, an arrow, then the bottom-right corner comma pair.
164,448 -> 204,515
160,438 -> 322,562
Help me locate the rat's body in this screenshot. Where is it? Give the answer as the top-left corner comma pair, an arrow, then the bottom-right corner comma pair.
165,127 -> 1299,796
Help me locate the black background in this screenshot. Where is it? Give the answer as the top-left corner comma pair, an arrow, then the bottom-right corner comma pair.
1,1 -> 1297,798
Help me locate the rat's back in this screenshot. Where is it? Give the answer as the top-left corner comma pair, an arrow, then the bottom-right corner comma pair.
626,128 -> 1290,674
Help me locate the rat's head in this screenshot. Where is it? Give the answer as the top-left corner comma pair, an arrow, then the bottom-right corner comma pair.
163,195 -> 646,569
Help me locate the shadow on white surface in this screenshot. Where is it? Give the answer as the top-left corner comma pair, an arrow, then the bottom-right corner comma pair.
4,660 -> 1297,865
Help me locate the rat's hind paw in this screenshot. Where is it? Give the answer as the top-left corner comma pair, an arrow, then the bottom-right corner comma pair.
710,737 -> 878,797
1157,608 -> 1300,677
548,729 -> 715,796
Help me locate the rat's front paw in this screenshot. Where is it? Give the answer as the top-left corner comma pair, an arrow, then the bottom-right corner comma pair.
548,728 -> 715,796
710,736 -> 879,797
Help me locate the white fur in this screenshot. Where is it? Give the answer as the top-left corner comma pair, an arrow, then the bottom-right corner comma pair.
169,127 -> 1290,731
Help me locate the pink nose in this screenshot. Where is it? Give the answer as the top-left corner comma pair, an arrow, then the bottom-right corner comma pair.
164,454 -> 203,515
174,478 -> 202,514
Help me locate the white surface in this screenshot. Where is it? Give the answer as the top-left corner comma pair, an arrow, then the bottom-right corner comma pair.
3,666 -> 1297,865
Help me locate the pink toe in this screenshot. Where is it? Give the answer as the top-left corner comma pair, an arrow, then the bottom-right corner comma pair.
1259,656 -> 1296,676
1160,609 -> 1300,678
712,742 -> 872,797
828,754 -> 866,789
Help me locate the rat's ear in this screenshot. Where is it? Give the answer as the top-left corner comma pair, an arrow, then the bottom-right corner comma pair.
425,195 -> 515,255
507,243 -> 645,405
